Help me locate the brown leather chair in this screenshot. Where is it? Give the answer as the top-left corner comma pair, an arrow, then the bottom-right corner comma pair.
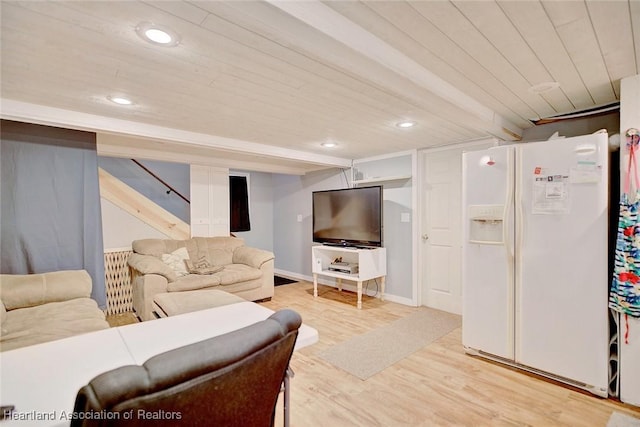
71,309 -> 301,427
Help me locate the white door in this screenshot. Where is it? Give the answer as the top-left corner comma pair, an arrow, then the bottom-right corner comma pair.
516,133 -> 609,393
420,149 -> 463,314
461,146 -> 515,360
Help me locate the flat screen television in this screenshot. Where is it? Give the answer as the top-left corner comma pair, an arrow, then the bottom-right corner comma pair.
312,185 -> 383,248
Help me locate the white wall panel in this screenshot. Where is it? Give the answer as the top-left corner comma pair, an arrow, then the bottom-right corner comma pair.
100,198 -> 170,250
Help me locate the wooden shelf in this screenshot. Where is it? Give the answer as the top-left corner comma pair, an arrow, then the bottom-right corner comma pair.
352,174 -> 412,185
319,269 -> 359,280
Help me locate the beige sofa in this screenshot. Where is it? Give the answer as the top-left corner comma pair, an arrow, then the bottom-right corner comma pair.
128,237 -> 275,321
0,270 -> 109,352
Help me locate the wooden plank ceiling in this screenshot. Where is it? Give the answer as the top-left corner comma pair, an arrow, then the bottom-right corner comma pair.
0,1 -> 637,172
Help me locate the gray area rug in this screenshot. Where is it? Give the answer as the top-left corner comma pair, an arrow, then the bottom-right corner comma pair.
608,412 -> 640,427
318,307 -> 461,380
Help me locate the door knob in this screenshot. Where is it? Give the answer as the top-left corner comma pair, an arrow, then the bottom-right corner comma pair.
422,234 -> 429,241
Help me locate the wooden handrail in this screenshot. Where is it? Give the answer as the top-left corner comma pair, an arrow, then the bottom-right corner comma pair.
131,159 -> 190,204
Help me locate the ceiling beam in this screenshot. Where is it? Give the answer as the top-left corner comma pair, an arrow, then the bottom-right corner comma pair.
266,0 -> 522,141
0,98 -> 353,170
96,135 -> 327,175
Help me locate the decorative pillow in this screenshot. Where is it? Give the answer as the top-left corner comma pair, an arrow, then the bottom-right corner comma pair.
190,265 -> 224,275
161,247 -> 190,277
193,254 -> 211,270
184,256 -> 224,275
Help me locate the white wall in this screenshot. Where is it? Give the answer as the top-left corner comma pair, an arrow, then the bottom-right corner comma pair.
101,199 -> 170,250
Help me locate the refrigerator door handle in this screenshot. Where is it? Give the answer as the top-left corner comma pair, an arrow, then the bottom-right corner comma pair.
505,147 -> 516,360
504,183 -> 514,259
504,147 -> 515,262
516,189 -> 524,270
514,146 -> 525,360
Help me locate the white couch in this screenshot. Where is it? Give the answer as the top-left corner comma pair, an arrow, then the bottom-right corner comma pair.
0,270 -> 109,352
128,237 -> 275,321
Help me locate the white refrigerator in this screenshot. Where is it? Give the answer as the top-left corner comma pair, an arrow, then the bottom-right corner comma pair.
462,132 -> 609,397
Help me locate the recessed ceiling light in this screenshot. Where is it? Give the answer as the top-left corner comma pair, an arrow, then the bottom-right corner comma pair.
396,120 -> 416,128
136,22 -> 180,47
146,28 -> 172,44
107,95 -> 133,105
528,81 -> 561,94
321,142 -> 337,148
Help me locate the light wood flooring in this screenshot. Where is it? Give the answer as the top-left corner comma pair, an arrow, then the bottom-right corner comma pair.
105,282 -> 640,426
261,282 -> 640,427
105,311 -> 138,327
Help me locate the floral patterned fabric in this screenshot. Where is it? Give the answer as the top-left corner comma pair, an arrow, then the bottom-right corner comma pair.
610,142 -> 640,320
610,191 -> 640,318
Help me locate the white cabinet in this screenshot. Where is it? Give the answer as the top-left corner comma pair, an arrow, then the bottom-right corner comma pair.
190,165 -> 229,237
311,245 -> 386,309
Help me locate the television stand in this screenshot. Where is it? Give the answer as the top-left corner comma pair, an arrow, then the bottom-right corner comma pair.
311,245 -> 387,309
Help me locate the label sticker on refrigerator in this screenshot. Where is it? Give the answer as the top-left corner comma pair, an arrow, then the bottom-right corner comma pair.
532,174 -> 570,214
